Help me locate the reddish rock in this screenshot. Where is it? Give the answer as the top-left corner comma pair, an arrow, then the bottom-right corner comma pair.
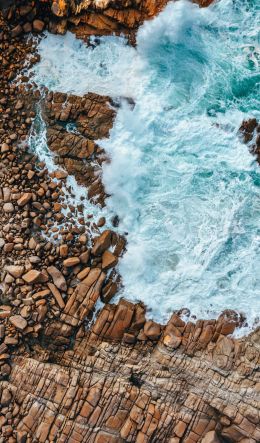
47,266 -> 67,292
59,244 -> 68,257
47,282 -> 65,309
17,192 -> 32,207
163,333 -> 182,349
102,250 -> 118,270
33,19 -> 45,32
22,269 -> 41,284
54,169 -> 68,179
144,320 -> 161,341
92,230 -> 112,256
9,315 -> 27,331
63,257 -> 80,267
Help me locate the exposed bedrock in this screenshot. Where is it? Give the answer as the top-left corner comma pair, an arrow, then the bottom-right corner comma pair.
3,0 -> 214,40
0,2 -> 260,443
1,305 -> 260,442
43,91 -> 116,206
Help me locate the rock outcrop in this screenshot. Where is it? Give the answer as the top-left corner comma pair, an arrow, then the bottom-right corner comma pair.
3,0 -> 215,41
0,2 -> 259,443
43,91 -> 116,205
240,118 -> 260,164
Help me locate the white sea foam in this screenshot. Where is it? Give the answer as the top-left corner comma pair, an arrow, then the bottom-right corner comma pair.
28,107 -> 107,232
31,0 -> 260,333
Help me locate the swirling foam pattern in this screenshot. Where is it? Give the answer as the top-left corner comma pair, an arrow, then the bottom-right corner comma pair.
32,0 -> 260,333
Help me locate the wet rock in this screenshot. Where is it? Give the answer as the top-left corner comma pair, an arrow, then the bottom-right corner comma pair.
54,169 -> 68,179
0,4 -> 258,443
11,24 -> 22,37
102,250 -> 118,270
23,22 -> 32,33
59,244 -> 68,257
32,19 -> 45,32
92,230 -> 112,256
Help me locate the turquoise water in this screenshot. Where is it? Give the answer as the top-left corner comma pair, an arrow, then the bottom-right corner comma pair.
32,0 -> 260,332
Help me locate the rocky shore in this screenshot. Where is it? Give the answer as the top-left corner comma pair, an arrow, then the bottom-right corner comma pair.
0,1 -> 259,442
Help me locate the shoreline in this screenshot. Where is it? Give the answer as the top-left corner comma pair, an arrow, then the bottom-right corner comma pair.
0,1 -> 259,442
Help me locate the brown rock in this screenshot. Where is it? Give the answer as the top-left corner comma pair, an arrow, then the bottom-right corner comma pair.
92,230 -> 112,256
220,321 -> 236,336
1,363 -> 11,376
47,282 -> 65,309
144,320 -> 161,341
1,143 -> 10,153
54,169 -> 68,179
201,431 -> 221,443
1,389 -> 12,406
47,266 -> 67,292
22,269 -> 41,284
33,19 -> 45,32
11,24 -> 22,37
59,244 -> 68,257
23,22 -> 32,33
17,192 -> 32,207
63,257 -> 80,267
32,289 -> 50,300
9,315 -> 27,331
29,237 -> 37,249
79,250 -> 90,264
163,333 -> 182,349
6,265 -> 24,278
15,100 -> 24,110
16,431 -> 28,443
102,250 -> 118,270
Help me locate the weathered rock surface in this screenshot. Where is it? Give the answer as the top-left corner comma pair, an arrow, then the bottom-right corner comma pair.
3,0 -> 215,43
1,304 -> 260,442
43,91 -> 115,205
0,3 -> 259,443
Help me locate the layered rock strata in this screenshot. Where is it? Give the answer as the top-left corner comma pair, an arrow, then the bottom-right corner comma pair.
0,2 -> 259,443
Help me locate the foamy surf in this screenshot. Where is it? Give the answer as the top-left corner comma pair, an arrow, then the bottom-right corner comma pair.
27,105 -> 108,237
30,0 -> 260,334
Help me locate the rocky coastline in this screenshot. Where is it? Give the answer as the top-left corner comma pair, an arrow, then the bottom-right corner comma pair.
0,1 -> 259,442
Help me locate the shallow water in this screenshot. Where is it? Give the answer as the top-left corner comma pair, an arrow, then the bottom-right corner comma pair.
31,0 -> 260,333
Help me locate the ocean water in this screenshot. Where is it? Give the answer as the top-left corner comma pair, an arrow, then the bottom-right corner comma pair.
31,0 -> 260,333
